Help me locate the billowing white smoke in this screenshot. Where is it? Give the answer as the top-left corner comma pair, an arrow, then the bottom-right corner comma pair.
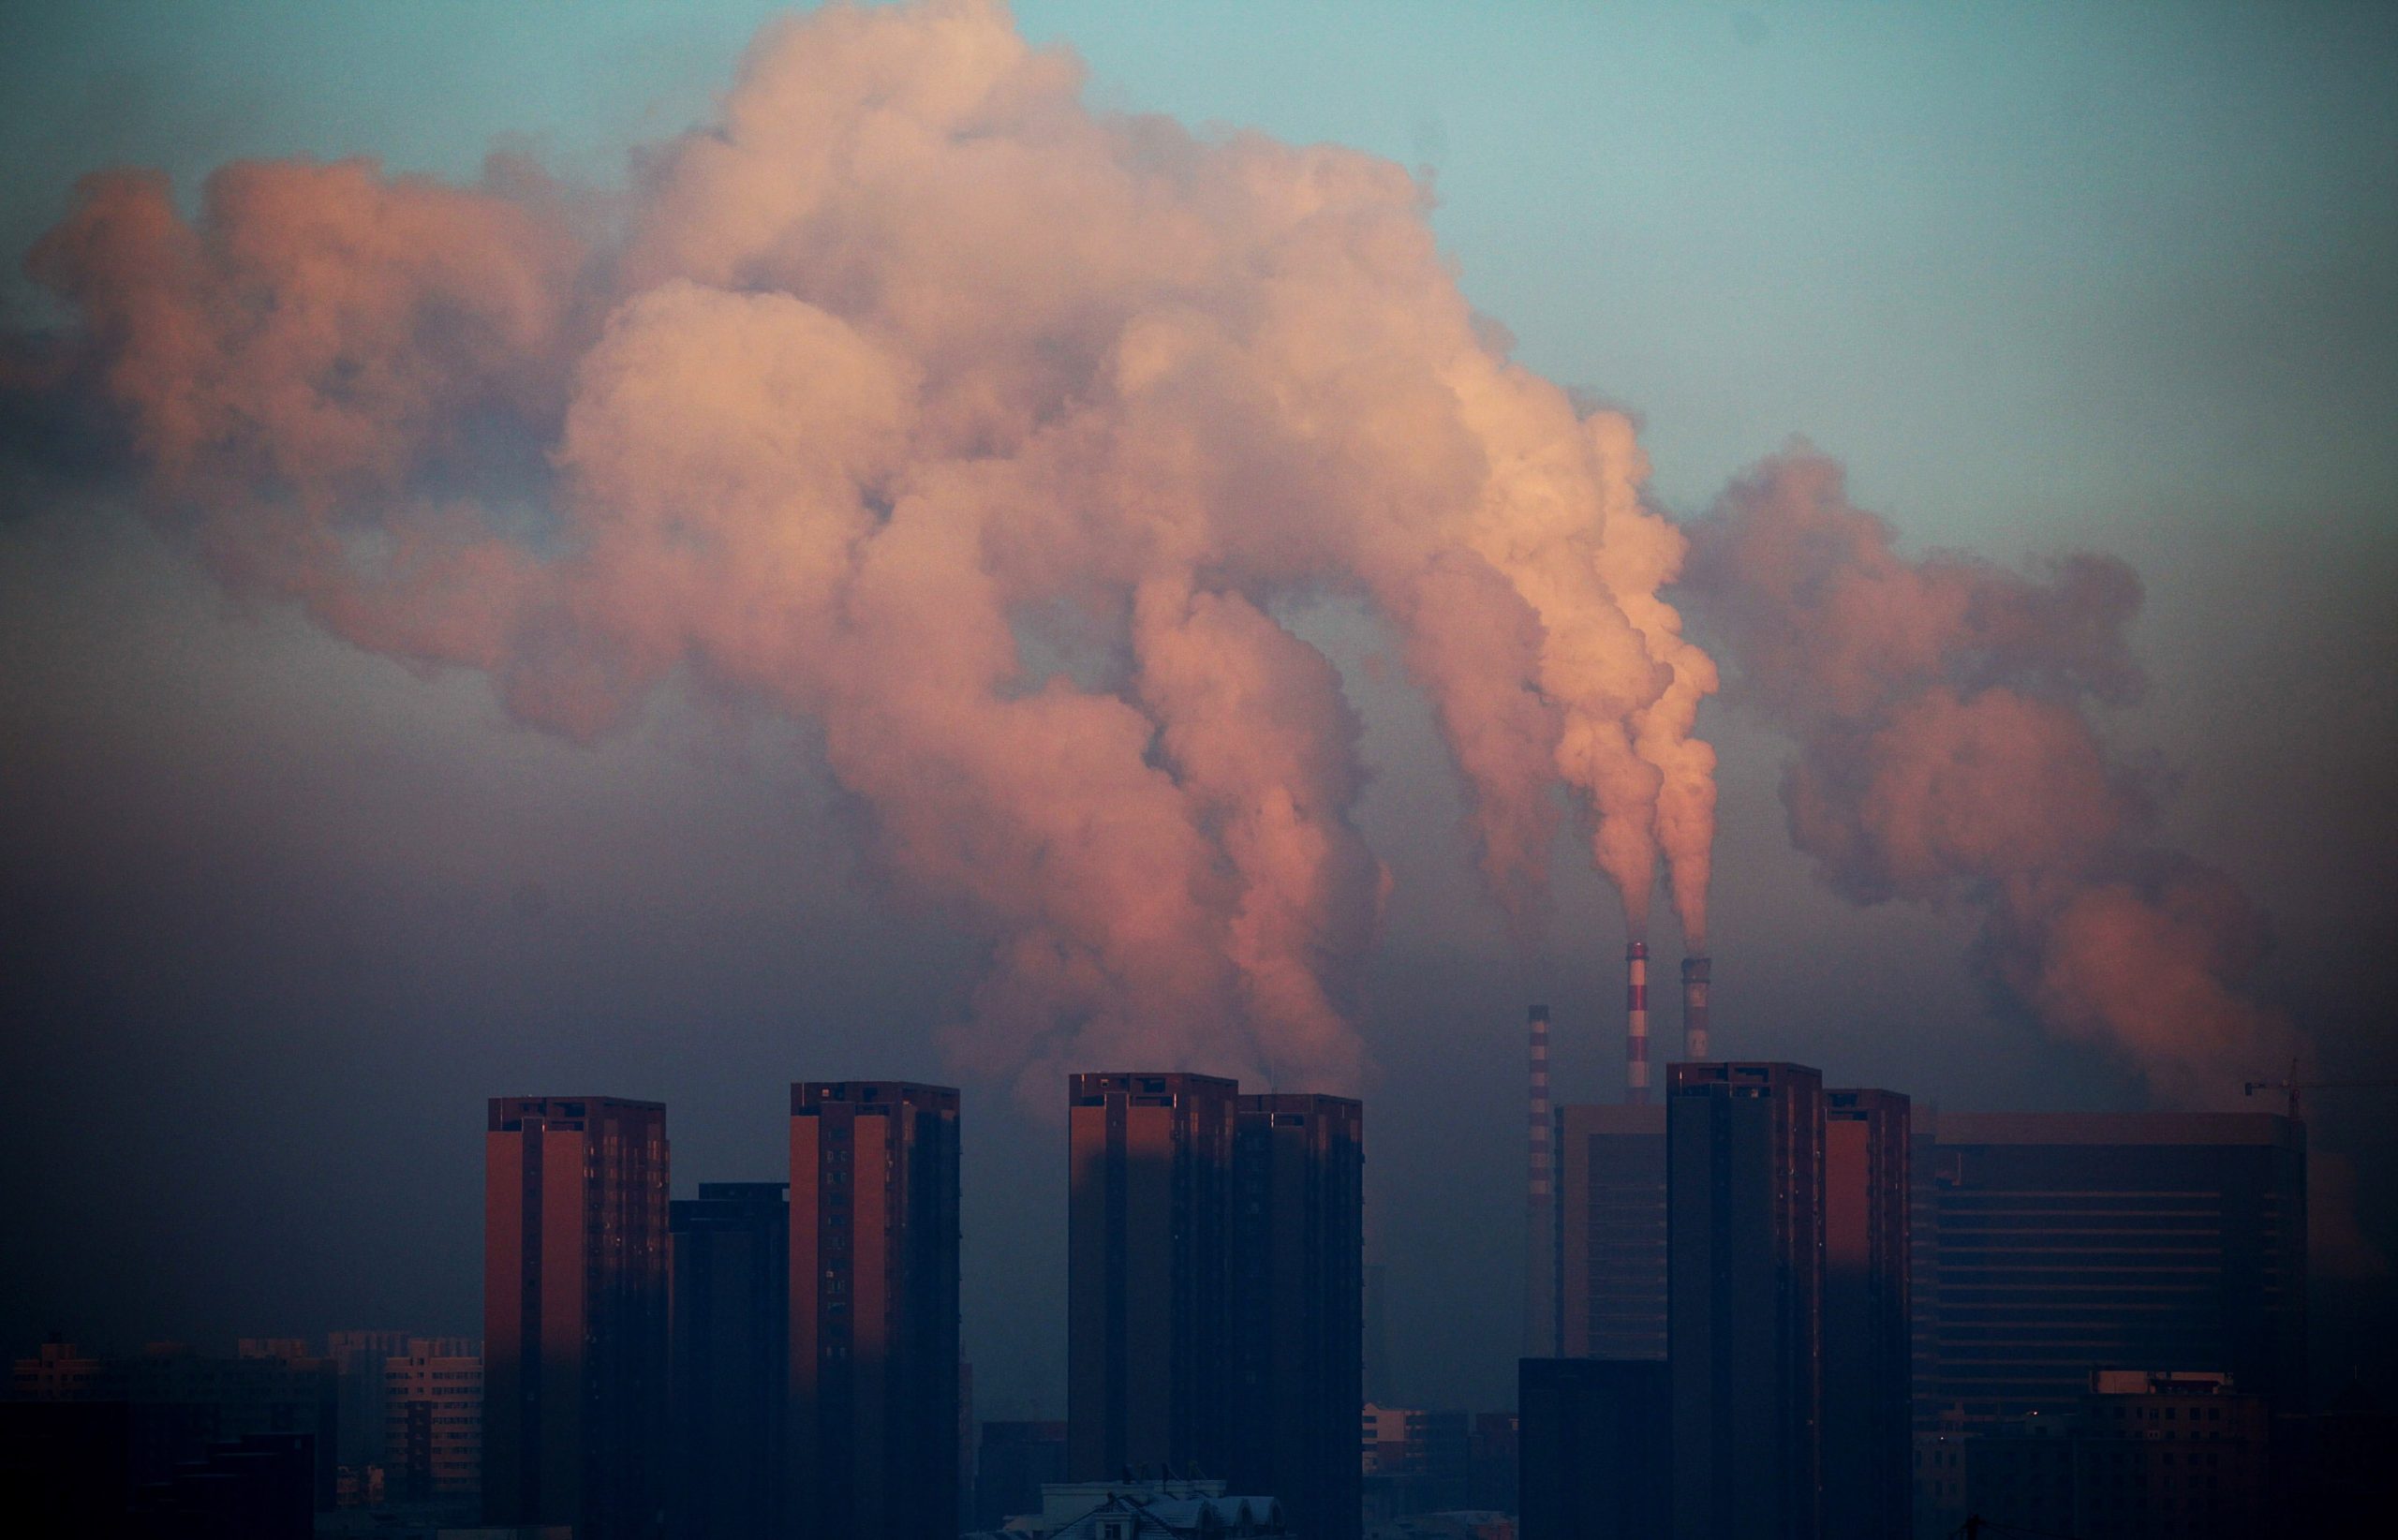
1687,452 -> 2311,1105
22,0 -> 1717,1102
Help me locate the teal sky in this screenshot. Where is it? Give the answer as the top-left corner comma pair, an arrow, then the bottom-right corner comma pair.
5,0 -> 2392,534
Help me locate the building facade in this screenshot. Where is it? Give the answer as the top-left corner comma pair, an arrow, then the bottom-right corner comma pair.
1911,1112 -> 2307,1429
1823,1088 -> 1911,1540
1067,1072 -> 1239,1480
1518,1357 -> 1670,1540
385,1340 -> 482,1503
1554,1103 -> 1667,1361
1230,1092 -> 1363,1540
1962,1370 -> 2270,1540
482,1094 -> 670,1540
668,1181 -> 788,1540
1668,1060 -> 1826,1540
789,1081 -> 960,1539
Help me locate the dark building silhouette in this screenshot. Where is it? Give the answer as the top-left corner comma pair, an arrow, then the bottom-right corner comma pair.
1467,1411 -> 1520,1512
0,1400 -> 138,1539
2289,1373 -> 2393,1539
1555,1103 -> 1666,1360
1519,1358 -> 1669,1540
1363,1262 -> 1393,1406
1231,1092 -> 1363,1540
324,1329 -> 409,1469
1067,1072 -> 1239,1479
1360,1404 -> 1473,1520
974,1420 -> 1067,1526
788,1081 -> 960,1539
1668,1060 -> 1825,1540
1911,1112 -> 2307,1429
1963,1370 -> 2270,1539
128,1430 -> 315,1540
483,1095 -> 670,1540
1823,1088 -> 1911,1540
668,1181 -> 788,1540
8,1340 -> 339,1510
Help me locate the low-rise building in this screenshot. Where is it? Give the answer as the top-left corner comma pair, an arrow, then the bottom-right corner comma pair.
384,1341 -> 481,1505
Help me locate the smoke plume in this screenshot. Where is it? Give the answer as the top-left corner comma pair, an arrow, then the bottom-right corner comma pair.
1687,451 -> 2308,1103
17,0 -> 1717,1100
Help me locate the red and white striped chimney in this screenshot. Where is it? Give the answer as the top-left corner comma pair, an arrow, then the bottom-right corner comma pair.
1625,940 -> 1650,1104
1682,955 -> 1711,1061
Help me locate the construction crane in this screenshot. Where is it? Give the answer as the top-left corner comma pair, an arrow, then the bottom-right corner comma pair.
2242,1059 -> 2398,1121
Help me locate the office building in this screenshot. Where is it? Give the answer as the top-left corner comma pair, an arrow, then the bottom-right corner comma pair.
1067,1072 -> 1239,1480
384,1341 -> 482,1504
1518,1358 -> 1669,1540
1823,1088 -> 1911,1540
1554,1103 -> 1666,1360
789,1081 -> 960,1539
1912,1112 -> 2307,1429
1231,1092 -> 1363,1540
667,1181 -> 788,1540
1668,1060 -> 1825,1540
483,1095 -> 670,1540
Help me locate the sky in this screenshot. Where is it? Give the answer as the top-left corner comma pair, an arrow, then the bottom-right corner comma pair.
1,0 -> 2393,1415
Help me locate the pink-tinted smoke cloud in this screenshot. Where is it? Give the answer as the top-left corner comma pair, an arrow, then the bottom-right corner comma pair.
1687,451 -> 2309,1105
18,0 -> 1717,1102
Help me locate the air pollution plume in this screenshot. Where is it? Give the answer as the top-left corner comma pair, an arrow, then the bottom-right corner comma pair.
1686,451 -> 2309,1105
15,0 -> 1717,1102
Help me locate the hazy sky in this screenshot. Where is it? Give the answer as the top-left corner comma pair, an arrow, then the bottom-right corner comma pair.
2,1 -> 2392,1414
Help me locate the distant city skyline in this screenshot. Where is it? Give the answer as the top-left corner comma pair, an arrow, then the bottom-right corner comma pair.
3,0 -> 2391,1425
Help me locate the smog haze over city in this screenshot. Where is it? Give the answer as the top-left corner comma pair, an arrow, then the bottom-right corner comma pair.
3,0 -> 2393,1437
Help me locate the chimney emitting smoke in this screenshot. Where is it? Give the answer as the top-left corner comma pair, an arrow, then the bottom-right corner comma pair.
1625,942 -> 1650,1104
1526,1003 -> 1555,1355
1682,955 -> 1711,1061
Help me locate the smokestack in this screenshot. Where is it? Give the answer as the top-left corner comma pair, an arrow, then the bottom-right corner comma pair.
1525,1003 -> 1556,1355
1682,955 -> 1711,1060
1625,941 -> 1650,1104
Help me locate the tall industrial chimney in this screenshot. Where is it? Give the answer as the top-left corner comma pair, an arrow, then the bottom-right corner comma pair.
1682,955 -> 1711,1060
1625,941 -> 1650,1104
1525,1003 -> 1556,1355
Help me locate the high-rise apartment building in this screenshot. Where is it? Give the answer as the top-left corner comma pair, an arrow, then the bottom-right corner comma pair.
668,1181 -> 788,1540
482,1095 -> 670,1540
1668,1060 -> 1825,1540
788,1081 -> 959,1540
385,1340 -> 482,1504
1231,1092 -> 1363,1540
1555,1103 -> 1666,1360
1067,1072 -> 1239,1480
1822,1088 -> 1910,1540
1911,1112 -> 2306,1429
